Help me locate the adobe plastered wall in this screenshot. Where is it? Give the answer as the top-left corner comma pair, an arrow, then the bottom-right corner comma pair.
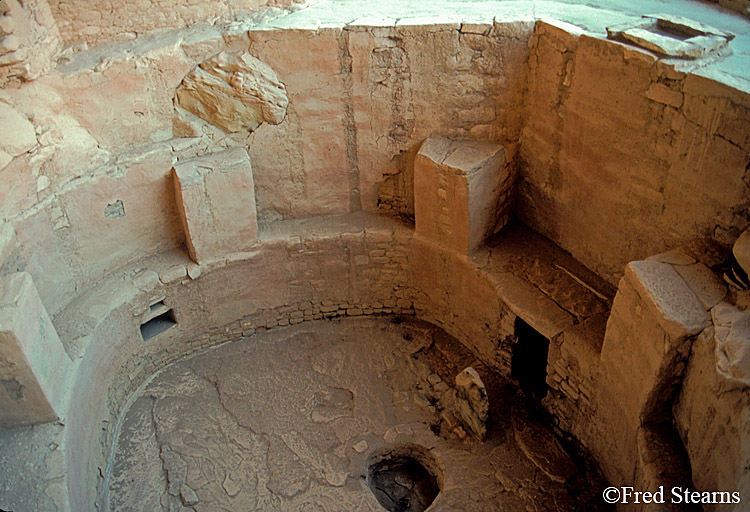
242,20 -> 530,220
520,21 -> 750,285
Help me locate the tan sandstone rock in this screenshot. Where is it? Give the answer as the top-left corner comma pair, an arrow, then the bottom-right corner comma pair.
414,136 -> 510,255
175,51 -> 289,134
713,302 -> 750,388
733,228 -> 750,277
454,366 -> 489,440
0,101 -> 36,160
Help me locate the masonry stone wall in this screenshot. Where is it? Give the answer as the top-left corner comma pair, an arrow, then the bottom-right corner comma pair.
0,20 -> 532,317
520,20 -> 750,286
1,6 -> 750,511
47,0 -> 305,47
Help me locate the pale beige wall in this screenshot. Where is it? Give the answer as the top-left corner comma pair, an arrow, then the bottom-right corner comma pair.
520,21 -> 750,286
245,21 -> 531,220
347,21 -> 530,217
0,21 -> 533,316
46,0 -> 303,47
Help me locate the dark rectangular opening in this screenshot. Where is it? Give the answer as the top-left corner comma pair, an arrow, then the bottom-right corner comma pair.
140,305 -> 176,341
510,317 -> 550,399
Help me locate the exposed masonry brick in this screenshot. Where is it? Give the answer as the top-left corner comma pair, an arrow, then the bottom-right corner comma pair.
104,234 -> 417,445
106,298 -> 419,434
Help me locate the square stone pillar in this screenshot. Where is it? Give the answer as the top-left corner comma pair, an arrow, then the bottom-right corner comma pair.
0,272 -> 72,426
173,147 -> 258,263
414,137 -> 511,255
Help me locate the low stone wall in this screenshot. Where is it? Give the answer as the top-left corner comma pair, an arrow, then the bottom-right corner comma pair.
53,213 -> 615,510
47,0 -> 306,47
59,218 -> 419,509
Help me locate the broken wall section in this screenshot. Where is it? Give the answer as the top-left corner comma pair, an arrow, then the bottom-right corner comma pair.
46,0 -> 307,48
520,20 -> 750,286
0,0 -> 61,86
674,304 -> 750,509
241,20 -> 532,221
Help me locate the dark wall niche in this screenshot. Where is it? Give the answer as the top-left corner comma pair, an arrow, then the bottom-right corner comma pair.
140,300 -> 176,341
511,317 -> 550,399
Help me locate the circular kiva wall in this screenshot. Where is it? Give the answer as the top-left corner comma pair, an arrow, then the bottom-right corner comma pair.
1,1 -> 750,510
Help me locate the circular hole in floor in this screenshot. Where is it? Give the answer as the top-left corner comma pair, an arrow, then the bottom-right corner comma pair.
366,445 -> 441,512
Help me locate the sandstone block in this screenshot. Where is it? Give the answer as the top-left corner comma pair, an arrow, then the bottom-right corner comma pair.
0,272 -> 72,427
414,137 -> 510,254
0,102 -> 36,157
492,272 -> 574,339
713,303 -> 750,387
455,366 -> 489,440
160,265 -> 187,284
0,15 -> 13,35
175,51 -> 288,133
607,15 -> 733,59
173,147 -> 258,263
596,258 -> 713,481
0,33 -> 18,53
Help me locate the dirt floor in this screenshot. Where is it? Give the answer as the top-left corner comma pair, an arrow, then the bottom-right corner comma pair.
106,316 -> 611,511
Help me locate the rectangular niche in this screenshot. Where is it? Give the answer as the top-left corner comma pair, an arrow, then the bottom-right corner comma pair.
140,300 -> 177,341
606,14 -> 734,60
510,317 -> 550,399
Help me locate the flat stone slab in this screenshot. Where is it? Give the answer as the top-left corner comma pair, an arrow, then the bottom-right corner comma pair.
607,14 -> 734,60
626,260 -> 709,341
